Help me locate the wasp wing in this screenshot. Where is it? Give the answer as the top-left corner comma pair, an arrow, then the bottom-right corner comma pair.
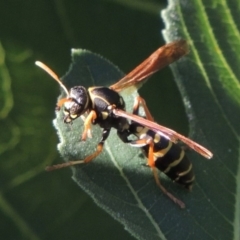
110,40 -> 189,92
113,109 -> 213,160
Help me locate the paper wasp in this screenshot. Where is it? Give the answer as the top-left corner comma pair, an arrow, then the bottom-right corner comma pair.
36,40 -> 213,208
113,98 -> 213,208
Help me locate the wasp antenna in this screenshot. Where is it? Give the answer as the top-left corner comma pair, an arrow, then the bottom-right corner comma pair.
45,160 -> 85,171
35,61 -> 69,97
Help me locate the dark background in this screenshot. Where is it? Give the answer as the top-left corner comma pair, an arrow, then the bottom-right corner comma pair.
0,1 -> 188,239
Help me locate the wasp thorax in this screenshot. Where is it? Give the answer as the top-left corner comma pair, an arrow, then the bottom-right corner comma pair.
63,86 -> 90,123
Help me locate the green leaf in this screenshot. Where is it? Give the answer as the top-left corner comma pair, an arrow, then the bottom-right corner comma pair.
161,0 -> 240,239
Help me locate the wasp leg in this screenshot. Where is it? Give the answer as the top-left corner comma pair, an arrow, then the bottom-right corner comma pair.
132,96 -> 154,121
129,138 -> 150,147
81,128 -> 111,163
45,128 -> 111,171
152,167 -> 185,208
82,110 -> 97,140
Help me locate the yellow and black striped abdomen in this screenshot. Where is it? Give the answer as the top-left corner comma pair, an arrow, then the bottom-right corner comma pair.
143,130 -> 195,189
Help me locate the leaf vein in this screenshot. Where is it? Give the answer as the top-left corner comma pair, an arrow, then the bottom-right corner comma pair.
104,141 -> 167,240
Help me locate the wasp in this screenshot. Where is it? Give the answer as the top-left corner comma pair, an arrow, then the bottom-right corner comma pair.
113,97 -> 213,208
35,40 -> 213,208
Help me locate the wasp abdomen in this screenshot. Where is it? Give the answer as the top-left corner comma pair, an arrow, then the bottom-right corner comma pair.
142,130 -> 195,190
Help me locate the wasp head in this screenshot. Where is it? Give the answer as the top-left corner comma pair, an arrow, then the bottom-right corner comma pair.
60,86 -> 90,123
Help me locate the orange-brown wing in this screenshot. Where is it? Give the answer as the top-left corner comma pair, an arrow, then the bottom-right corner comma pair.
113,109 -> 213,160
110,40 -> 189,92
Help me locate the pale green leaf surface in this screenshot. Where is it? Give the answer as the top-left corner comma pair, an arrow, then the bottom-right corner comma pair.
54,48 -> 224,240
54,50 -> 165,240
